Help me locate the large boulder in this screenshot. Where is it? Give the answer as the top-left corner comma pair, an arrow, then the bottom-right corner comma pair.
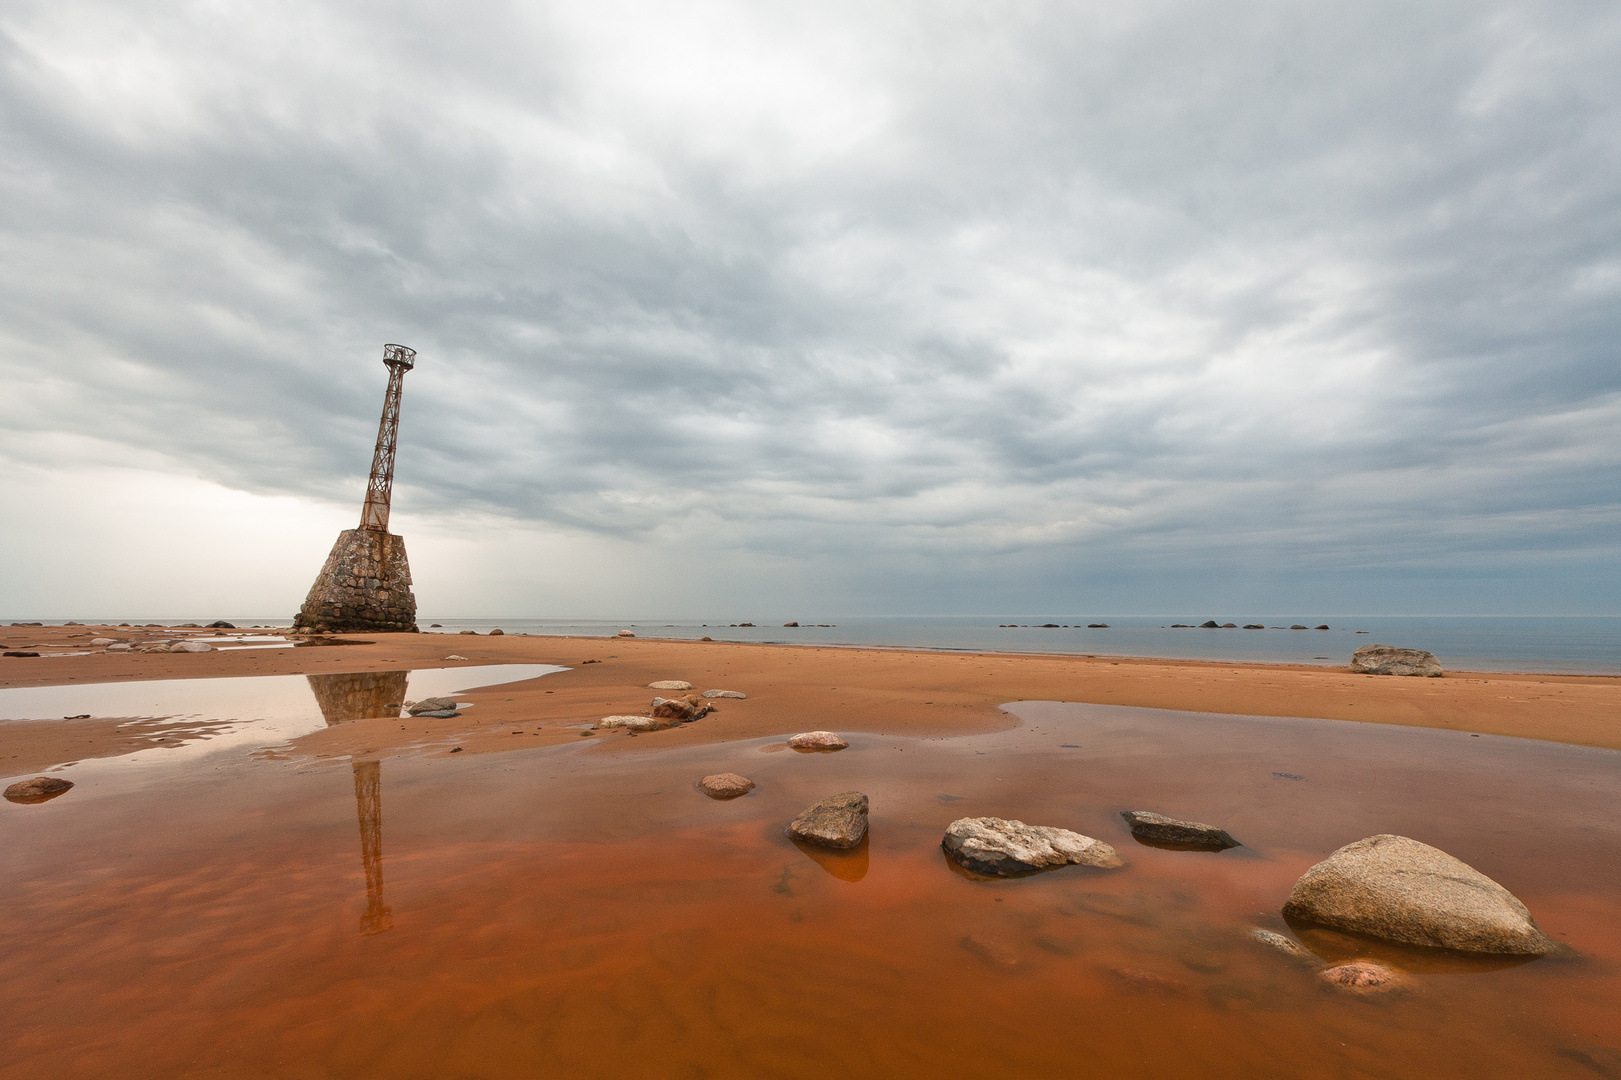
1283,834 -> 1559,955
1350,644 -> 1443,677
787,791 -> 868,849
1120,810 -> 1239,850
942,817 -> 1123,877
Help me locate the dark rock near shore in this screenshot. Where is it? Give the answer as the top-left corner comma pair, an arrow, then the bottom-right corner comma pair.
1291,624 -> 1308,630
1350,644 -> 1443,676
1121,811 -> 1240,850
697,773 -> 755,798
4,651 -> 40,658
783,621 -> 799,627
1316,624 -> 1330,630
207,621 -> 235,628
408,697 -> 457,715
942,817 -> 1123,877
787,791 -> 868,849
1199,620 -> 1220,627
1243,624 -> 1264,629
5,776 -> 74,803
1283,834 -> 1559,955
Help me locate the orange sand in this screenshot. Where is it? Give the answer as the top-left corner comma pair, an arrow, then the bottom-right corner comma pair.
2,624 -> 1617,772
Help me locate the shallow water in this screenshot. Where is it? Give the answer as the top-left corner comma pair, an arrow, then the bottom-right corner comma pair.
2,687 -> 1619,1079
0,665 -> 565,783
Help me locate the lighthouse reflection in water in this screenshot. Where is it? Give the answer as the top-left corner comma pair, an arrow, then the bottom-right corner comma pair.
307,670 -> 407,935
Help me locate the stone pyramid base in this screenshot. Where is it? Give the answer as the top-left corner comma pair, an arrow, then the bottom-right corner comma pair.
293,528 -> 418,634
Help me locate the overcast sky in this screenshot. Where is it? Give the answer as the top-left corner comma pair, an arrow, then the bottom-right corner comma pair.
2,0 -> 1617,619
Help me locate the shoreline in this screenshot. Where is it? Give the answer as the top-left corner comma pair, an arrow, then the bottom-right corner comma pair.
4,623 -> 1620,774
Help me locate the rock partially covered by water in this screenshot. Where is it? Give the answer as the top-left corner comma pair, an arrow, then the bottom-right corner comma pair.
1283,834 -> 1559,955
5,776 -> 74,803
1248,928 -> 1322,966
697,773 -> 756,799
701,689 -> 748,699
942,817 -> 1123,877
787,731 -> 848,750
595,715 -> 664,732
1319,960 -> 1407,995
650,680 -> 693,690
787,791 -> 868,849
408,697 -> 457,715
1121,810 -> 1240,850
1350,644 -> 1443,677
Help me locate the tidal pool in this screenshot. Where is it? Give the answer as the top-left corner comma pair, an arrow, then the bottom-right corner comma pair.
1,694 -> 1618,1078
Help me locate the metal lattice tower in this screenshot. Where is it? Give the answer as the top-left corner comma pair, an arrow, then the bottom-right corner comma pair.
358,344 -> 416,532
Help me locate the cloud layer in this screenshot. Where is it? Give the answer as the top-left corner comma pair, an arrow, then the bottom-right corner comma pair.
2,0 -> 1618,615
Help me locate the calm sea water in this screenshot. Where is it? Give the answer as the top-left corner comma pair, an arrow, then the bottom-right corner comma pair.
23,615 -> 1619,675
422,615 -> 1615,675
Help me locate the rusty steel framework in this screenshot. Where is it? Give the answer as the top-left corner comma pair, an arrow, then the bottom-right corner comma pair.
358,344 -> 416,532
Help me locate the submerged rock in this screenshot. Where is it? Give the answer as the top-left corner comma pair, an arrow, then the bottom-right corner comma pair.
1248,928 -> 1322,966
649,680 -> 694,691
1350,644 -> 1442,676
787,731 -> 848,751
787,791 -> 868,849
1319,960 -> 1407,995
701,689 -> 748,699
1121,810 -> 1240,850
4,776 -> 74,803
1283,834 -> 1559,955
697,773 -> 755,799
942,817 -> 1123,877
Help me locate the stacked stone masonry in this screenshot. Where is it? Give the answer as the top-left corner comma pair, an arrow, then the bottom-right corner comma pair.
307,670 -> 410,725
293,529 -> 419,634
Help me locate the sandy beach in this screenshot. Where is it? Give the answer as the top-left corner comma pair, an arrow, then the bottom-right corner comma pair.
3,623 -> 1618,774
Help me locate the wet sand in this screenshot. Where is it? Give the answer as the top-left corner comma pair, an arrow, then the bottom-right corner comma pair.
3,700 -> 1619,1079
2,625 -> 1619,772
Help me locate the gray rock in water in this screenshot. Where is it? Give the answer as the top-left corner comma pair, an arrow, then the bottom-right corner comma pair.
1283,834 -> 1559,955
787,791 -> 868,849
1121,810 -> 1240,850
787,730 -> 848,750
1248,928 -> 1322,966
1350,644 -> 1443,677
697,773 -> 755,798
701,689 -> 748,699
942,817 -> 1123,876
409,697 -> 458,715
5,776 -> 74,803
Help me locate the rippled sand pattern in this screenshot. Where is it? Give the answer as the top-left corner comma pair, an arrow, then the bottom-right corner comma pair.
3,701 -> 1619,1079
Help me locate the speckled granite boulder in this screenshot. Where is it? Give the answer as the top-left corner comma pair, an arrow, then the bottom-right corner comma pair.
787,792 -> 868,848
1350,645 -> 1443,677
1283,834 -> 1558,955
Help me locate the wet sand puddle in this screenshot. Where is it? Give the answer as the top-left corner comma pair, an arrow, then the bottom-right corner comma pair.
3,690 -> 1620,1079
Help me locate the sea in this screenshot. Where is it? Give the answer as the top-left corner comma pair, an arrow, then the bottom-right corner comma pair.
53,614 -> 1620,675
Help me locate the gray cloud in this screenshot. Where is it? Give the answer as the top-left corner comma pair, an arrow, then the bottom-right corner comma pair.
1,0 -> 1617,613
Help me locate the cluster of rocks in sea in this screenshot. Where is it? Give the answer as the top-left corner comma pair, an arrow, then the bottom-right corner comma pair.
689,731 -> 1557,1000
591,679 -> 752,733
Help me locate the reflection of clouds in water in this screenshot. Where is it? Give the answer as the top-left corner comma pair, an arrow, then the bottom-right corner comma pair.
0,664 -> 565,786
